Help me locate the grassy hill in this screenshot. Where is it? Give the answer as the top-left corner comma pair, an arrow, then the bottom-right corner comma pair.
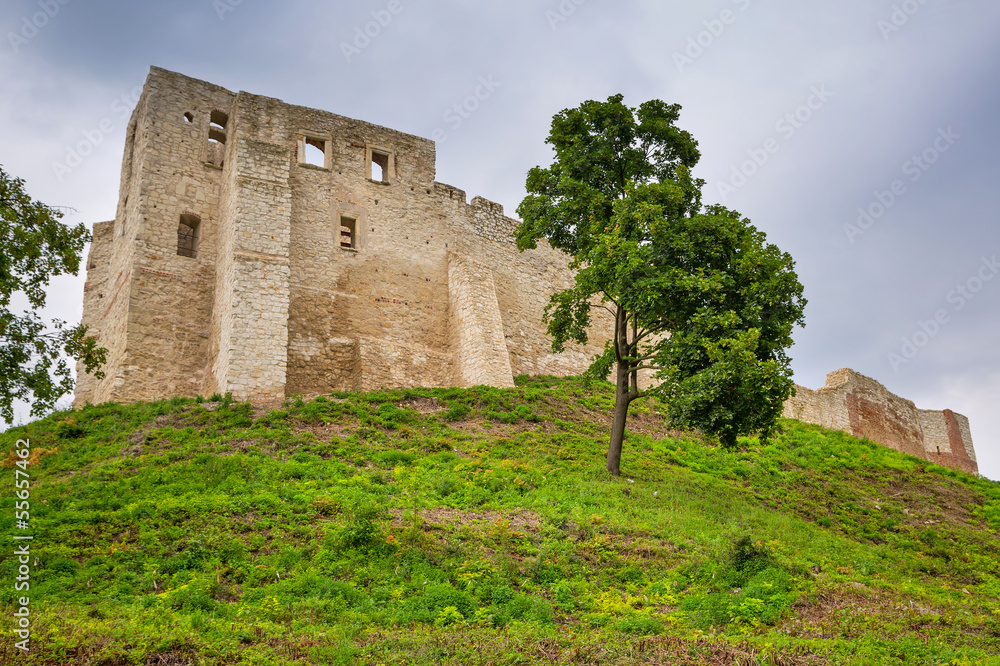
2,375 -> 999,665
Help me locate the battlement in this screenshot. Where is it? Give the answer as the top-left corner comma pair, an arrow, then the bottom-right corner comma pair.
74,68 -> 976,477
75,67 -> 612,408
784,369 -> 978,474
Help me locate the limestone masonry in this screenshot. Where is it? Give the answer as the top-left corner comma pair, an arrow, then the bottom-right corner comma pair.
75,67 -> 976,475
784,369 -> 977,475
74,67 -> 610,410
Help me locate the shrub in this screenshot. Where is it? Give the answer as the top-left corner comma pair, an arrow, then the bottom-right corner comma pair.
54,417 -> 85,439
335,501 -> 391,554
396,584 -> 477,625
680,536 -> 797,628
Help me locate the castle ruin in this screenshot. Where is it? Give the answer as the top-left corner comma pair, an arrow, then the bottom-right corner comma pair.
73,67 -> 612,408
784,369 -> 978,474
74,67 -> 976,475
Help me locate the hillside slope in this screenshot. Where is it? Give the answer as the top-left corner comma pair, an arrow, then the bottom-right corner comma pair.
2,376 -> 999,665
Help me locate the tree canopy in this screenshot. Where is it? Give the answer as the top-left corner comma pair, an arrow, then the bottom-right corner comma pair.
0,165 -> 106,422
516,95 -> 806,474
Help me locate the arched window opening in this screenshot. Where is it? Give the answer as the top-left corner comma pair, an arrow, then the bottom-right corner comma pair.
183,112 -> 194,123
207,110 -> 229,168
177,214 -> 201,258
209,110 -> 228,132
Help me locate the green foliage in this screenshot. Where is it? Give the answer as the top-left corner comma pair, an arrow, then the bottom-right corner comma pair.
53,415 -> 85,438
516,95 -> 805,470
397,584 -> 477,625
0,165 -> 107,421
680,536 -> 797,628
1,379 -> 998,664
334,501 -> 391,554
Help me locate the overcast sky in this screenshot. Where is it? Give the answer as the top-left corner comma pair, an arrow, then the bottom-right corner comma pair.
1,0 -> 998,479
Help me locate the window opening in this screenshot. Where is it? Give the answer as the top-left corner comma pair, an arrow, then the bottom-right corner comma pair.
371,151 -> 389,182
303,137 -> 326,167
209,110 -> 228,132
177,214 -> 201,258
339,216 -> 357,249
207,110 -> 228,168
183,112 -> 194,123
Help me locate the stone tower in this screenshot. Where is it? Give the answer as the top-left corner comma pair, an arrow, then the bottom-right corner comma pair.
74,68 -> 977,476
75,67 -> 610,406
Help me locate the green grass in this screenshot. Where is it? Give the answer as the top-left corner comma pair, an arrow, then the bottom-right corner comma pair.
1,375 -> 999,665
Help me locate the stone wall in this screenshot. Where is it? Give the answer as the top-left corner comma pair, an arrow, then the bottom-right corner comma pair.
73,69 -> 977,479
448,253 -> 515,388
784,369 -> 978,475
75,67 -> 609,408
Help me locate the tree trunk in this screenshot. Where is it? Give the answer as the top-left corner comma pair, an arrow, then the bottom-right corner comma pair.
606,359 -> 632,475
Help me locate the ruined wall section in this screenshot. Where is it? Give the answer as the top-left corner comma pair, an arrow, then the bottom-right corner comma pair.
75,75 -> 157,404
448,254 -> 515,387
917,409 -> 978,474
470,195 -> 518,243
784,369 -> 978,475
450,196 -> 613,379
840,370 -> 925,459
206,91 -> 292,399
74,221 -> 114,406
123,69 -> 234,400
280,99 -> 453,395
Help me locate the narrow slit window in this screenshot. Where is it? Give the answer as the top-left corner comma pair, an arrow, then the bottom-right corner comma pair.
339,215 -> 356,249
177,214 -> 201,258
371,151 -> 389,182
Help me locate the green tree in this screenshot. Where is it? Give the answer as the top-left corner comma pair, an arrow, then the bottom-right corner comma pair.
0,165 -> 106,422
516,96 -> 806,475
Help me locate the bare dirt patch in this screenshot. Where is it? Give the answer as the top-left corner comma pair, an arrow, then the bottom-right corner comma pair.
398,396 -> 446,414
390,507 -> 544,533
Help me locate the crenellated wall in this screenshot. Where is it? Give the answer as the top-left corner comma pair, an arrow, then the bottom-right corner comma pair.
783,369 -> 978,474
74,69 -> 977,478
75,67 -> 611,408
